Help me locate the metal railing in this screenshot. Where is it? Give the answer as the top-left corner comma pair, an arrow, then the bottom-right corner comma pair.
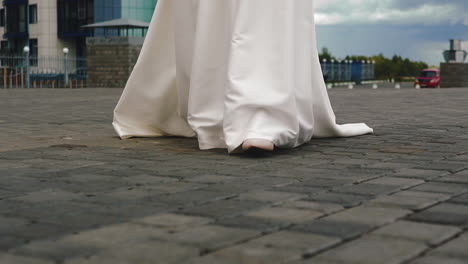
0,55 -> 87,88
321,60 -> 375,83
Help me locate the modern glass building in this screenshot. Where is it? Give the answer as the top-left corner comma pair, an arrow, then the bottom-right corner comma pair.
93,0 -> 157,37
0,0 -> 157,57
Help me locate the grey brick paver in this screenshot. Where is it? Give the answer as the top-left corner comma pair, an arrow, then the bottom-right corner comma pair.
291,219 -> 372,240
324,206 -> 411,226
410,255 -> 468,264
2,88 -> 468,263
312,235 -> 427,264
305,192 -> 371,208
280,200 -> 344,214
246,207 -> 323,223
437,170 -> 468,184
247,231 -> 340,255
391,168 -> 446,180
429,232 -> 468,259
0,254 -> 53,264
369,190 -> 450,210
238,190 -> 306,203
66,241 -> 200,264
133,213 -> 213,230
407,203 -> 468,226
409,182 -> 468,195
169,225 -> 260,251
365,177 -> 425,189
372,220 -> 461,246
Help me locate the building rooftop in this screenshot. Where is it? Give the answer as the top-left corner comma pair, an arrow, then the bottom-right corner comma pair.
82,18 -> 150,29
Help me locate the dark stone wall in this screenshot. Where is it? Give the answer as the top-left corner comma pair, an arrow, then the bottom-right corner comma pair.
86,37 -> 144,88
440,63 -> 468,88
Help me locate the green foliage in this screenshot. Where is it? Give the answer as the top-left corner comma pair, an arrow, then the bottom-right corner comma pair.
318,47 -> 336,62
319,49 -> 429,80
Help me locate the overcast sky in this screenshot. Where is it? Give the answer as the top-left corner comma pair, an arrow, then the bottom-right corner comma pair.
314,0 -> 468,65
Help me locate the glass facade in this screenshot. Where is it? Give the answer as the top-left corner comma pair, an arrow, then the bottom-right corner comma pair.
4,3 -> 28,39
94,0 -> 156,37
0,0 -> 157,56
121,0 -> 156,22
57,0 -> 94,38
94,0 -> 121,23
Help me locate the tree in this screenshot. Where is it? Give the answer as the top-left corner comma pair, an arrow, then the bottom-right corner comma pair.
319,47 -> 335,62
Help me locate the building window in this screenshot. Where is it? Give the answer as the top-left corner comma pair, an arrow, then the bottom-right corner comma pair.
6,4 -> 28,34
57,0 -> 94,38
29,38 -> 38,66
29,4 -> 38,24
0,9 -> 5,27
1,40 -> 8,51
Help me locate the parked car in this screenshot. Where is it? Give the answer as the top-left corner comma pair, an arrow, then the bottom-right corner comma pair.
414,68 -> 440,88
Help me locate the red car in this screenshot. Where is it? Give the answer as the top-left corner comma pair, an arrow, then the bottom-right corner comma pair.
414,68 -> 440,88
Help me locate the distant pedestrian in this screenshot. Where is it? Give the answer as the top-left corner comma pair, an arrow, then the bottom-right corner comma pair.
113,0 -> 373,154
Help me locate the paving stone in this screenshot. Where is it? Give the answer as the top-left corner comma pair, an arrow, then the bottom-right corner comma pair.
408,203 -> 468,226
332,183 -> 399,196
179,199 -> 265,219
66,241 -> 199,264
156,189 -> 239,208
324,206 -> 411,227
305,192 -> 372,208
184,175 -> 235,184
280,200 -> 344,214
392,169 -> 446,180
369,191 -> 450,210
12,189 -> 81,203
409,182 -> 468,195
436,170 -> 468,184
372,220 -> 461,246
0,236 -> 30,251
299,178 -> 355,189
314,235 -> 427,264
415,162 -> 468,173
0,254 -> 53,264
292,219 -> 372,240
133,213 -> 213,230
187,245 -> 302,264
429,232 -> 468,259
410,255 -> 468,264
271,184 -> 324,195
238,190 -> 306,203
245,207 -> 323,223
365,177 -> 425,189
0,216 -> 31,236
13,223 -> 170,260
2,88 -> 468,263
117,174 -> 179,185
215,215 -> 290,233
246,231 -> 340,256
449,193 -> 468,205
170,225 -> 260,252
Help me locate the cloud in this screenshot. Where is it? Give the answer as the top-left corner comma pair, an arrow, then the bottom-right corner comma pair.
314,0 -> 468,25
315,23 -> 468,65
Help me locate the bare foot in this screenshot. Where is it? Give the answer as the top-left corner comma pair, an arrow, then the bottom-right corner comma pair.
242,138 -> 274,153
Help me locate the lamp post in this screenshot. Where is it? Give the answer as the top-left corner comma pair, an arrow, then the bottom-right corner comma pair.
63,47 -> 69,88
23,46 -> 30,88
321,58 -> 327,81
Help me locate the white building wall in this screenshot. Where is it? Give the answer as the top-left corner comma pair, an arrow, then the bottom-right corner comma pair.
0,0 -> 77,58
0,3 -> 5,46
29,0 -> 76,58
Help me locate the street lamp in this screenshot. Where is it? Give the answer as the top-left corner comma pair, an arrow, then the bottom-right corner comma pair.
23,46 -> 30,88
63,47 -> 69,88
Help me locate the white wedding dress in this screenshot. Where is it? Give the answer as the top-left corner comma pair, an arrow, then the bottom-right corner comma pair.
112,0 -> 373,153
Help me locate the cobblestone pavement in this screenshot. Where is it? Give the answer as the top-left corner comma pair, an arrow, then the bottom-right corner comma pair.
1,87 -> 467,264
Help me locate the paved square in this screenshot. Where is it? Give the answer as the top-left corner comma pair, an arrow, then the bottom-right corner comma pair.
1,87 -> 468,263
